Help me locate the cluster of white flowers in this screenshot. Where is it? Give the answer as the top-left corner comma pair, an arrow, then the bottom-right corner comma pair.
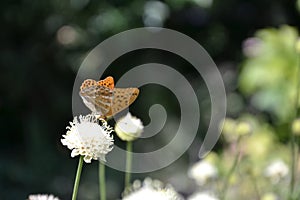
188,160 -> 218,186
123,178 -> 183,200
61,114 -> 114,163
264,159 -> 289,184
27,194 -> 60,200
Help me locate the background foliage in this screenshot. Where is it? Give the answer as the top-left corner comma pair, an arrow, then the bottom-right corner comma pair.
1,0 -> 300,199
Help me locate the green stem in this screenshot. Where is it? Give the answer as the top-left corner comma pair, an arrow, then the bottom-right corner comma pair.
290,49 -> 300,198
99,162 -> 106,200
220,137 -> 241,200
295,51 -> 300,124
125,141 -> 133,189
290,137 -> 299,200
72,156 -> 84,200
250,175 -> 261,200
291,135 -> 296,198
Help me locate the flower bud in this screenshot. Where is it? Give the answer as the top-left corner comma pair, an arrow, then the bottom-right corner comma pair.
235,121 -> 252,136
115,112 -> 144,141
296,38 -> 300,54
261,193 -> 278,200
292,118 -> 300,136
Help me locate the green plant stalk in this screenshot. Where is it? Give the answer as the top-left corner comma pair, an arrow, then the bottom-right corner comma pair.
290,51 -> 300,198
125,141 -> 133,189
250,175 -> 261,200
220,137 -> 241,200
72,156 -> 84,200
290,134 -> 296,198
99,161 -> 106,200
296,171 -> 300,200
290,135 -> 300,200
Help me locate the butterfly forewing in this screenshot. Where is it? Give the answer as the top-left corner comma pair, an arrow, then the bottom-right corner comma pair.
80,79 -> 97,91
80,84 -> 113,116
98,76 -> 114,89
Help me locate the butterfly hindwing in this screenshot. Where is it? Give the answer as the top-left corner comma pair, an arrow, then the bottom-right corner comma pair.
110,88 -> 139,116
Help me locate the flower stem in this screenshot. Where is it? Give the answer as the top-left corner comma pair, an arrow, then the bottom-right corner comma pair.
220,137 -> 241,200
72,156 -> 84,200
290,47 -> 300,199
290,135 -> 297,198
250,175 -> 261,200
99,162 -> 106,200
125,141 -> 133,189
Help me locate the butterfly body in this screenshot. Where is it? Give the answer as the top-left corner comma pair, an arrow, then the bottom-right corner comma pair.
80,76 -> 139,118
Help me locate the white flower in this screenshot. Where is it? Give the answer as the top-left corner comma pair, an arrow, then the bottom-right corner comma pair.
123,178 -> 183,200
188,160 -> 218,186
27,194 -> 60,200
61,114 -> 114,163
188,192 -> 219,200
115,112 -> 144,141
264,159 -> 289,184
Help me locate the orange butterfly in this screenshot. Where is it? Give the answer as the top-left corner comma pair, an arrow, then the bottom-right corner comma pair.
79,76 -> 139,118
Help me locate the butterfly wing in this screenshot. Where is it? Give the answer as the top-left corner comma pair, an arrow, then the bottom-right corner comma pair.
97,76 -> 114,89
80,77 -> 139,118
80,79 -> 97,90
105,88 -> 139,117
80,79 -> 114,116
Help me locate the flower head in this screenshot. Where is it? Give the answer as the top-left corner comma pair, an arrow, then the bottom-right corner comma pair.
122,177 -> 183,200
115,112 -> 144,141
188,192 -> 219,200
221,118 -> 252,142
27,194 -> 60,200
242,37 -> 263,57
264,159 -> 289,184
296,38 -> 300,54
188,160 -> 218,186
261,192 -> 278,200
292,118 -> 300,135
61,114 -> 114,163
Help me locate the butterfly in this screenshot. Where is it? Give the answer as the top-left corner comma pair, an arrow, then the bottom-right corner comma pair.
79,76 -> 139,118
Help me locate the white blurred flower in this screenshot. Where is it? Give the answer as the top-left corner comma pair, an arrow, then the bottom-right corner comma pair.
242,37 -> 263,57
56,25 -> 78,46
188,192 -> 219,200
115,112 -> 144,141
123,178 -> 183,200
61,114 -> 114,163
188,160 -> 218,186
264,159 -> 289,184
143,1 -> 170,27
27,194 -> 60,200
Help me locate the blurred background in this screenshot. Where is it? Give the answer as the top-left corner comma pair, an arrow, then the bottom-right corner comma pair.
1,0 -> 300,199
